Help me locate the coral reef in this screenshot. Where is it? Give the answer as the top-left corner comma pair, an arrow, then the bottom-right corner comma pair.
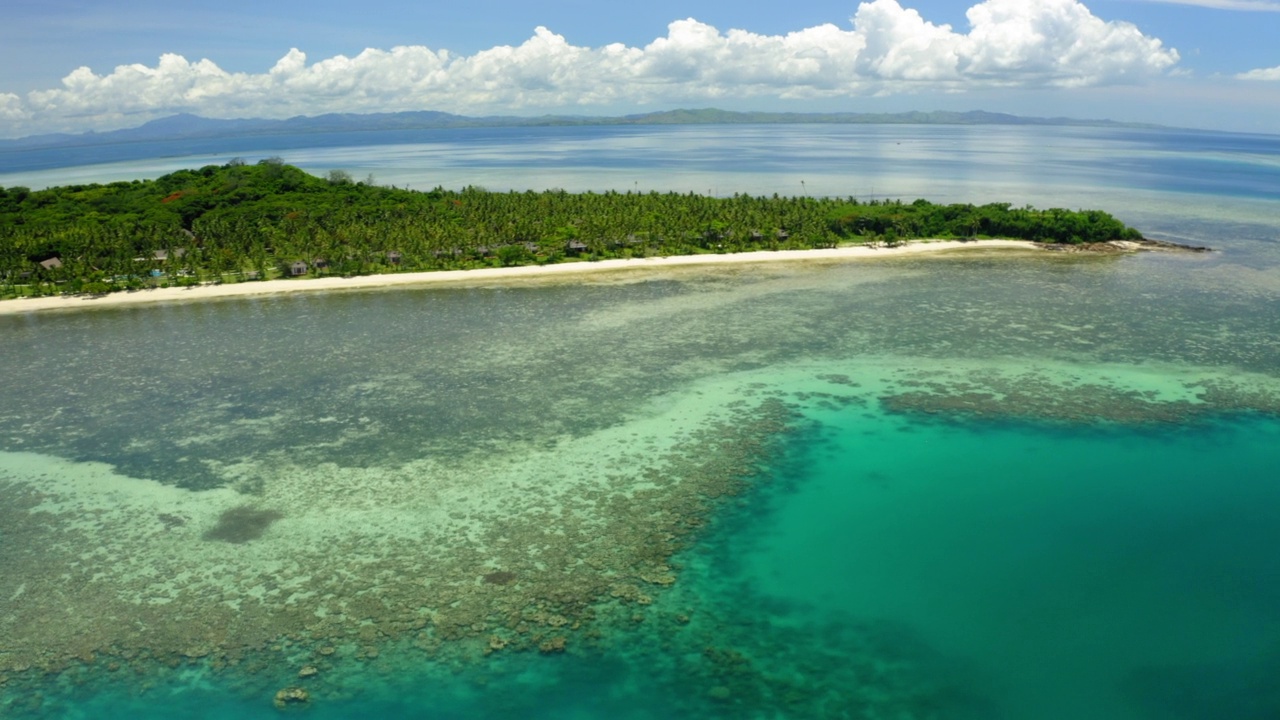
272,686 -> 310,710
202,505 -> 284,543
879,366 -> 1280,426
0,397 -> 798,712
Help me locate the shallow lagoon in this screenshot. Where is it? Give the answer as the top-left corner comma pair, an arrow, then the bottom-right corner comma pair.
2,124 -> 1280,718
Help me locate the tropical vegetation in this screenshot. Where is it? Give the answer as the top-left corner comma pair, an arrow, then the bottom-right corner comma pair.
0,159 -> 1143,298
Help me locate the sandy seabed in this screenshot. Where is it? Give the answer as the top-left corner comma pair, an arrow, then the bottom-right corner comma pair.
0,240 -> 1041,315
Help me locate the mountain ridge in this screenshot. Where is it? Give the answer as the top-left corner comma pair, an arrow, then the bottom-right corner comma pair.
1,109 -> 1167,150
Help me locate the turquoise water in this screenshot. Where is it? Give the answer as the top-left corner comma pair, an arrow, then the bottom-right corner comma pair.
13,412 -> 1280,719
738,408 -> 1280,719
3,124 -> 1280,718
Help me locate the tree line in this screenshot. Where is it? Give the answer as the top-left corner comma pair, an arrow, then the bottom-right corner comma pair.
0,159 -> 1143,297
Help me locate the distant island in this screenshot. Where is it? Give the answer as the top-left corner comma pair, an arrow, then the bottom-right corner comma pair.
0,159 -> 1153,302
0,108 -> 1166,152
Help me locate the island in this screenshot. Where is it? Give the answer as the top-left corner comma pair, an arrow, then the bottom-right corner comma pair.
1,158 -> 1169,310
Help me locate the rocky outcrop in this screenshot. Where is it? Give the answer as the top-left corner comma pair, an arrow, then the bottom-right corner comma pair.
273,686 -> 310,710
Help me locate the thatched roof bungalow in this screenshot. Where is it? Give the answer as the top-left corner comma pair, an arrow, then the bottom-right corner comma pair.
152,248 -> 188,262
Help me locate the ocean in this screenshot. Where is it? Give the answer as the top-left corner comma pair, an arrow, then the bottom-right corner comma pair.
1,123 -> 1279,719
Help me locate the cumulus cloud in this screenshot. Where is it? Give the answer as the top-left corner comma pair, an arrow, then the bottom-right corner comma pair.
2,0 -> 1179,136
1238,65 -> 1280,80
0,93 -> 24,122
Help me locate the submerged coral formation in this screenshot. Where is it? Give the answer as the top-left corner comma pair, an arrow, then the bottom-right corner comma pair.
879,364 -> 1280,425
202,506 -> 285,543
0,393 -> 798,711
4,354 -> 1280,717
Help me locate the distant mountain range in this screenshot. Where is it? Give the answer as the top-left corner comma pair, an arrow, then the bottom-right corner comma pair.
1,109 -> 1165,151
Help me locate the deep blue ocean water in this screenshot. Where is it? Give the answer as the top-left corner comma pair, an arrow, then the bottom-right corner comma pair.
2,124 -> 1280,719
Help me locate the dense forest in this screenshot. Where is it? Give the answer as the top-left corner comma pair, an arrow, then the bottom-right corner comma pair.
0,159 -> 1143,297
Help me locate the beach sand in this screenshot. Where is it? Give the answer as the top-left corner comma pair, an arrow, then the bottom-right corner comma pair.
0,240 -> 1041,315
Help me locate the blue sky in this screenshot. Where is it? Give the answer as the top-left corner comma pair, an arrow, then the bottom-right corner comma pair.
1,0 -> 1278,137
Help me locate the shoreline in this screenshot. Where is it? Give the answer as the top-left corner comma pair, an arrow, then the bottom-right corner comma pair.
0,240 -> 1043,315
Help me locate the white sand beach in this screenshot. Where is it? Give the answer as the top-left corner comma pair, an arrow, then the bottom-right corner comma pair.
0,239 -> 1042,315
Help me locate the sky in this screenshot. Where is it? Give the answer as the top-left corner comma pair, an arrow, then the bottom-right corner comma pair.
1,0 -> 1278,138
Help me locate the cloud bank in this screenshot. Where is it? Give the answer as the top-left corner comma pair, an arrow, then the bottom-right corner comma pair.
1238,65 -> 1280,80
5,0 -> 1179,136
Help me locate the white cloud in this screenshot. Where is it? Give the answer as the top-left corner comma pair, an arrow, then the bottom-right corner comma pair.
2,0 -> 1180,136
0,92 -> 24,121
1238,65 -> 1280,80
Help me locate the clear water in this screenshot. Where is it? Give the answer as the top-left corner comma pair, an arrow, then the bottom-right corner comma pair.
741,402 -> 1280,720
2,124 -> 1280,719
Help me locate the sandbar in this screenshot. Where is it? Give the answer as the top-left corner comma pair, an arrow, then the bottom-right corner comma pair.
0,239 -> 1041,315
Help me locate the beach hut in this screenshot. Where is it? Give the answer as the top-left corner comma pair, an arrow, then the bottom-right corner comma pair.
290,261 -> 308,276
39,257 -> 63,270
386,251 -> 403,265
153,248 -> 186,262
566,240 -> 588,255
